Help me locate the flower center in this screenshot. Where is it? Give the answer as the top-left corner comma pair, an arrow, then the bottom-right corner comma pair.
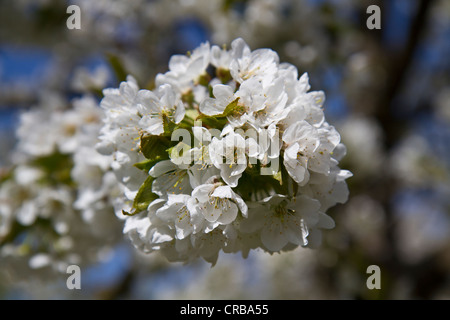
208,197 -> 231,211
176,204 -> 190,223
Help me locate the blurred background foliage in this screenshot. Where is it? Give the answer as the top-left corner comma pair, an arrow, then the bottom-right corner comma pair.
0,0 -> 449,299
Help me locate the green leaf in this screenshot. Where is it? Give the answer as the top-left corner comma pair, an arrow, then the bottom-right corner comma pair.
132,175 -> 158,213
273,170 -> 282,184
197,98 -> 240,128
106,53 -> 128,83
222,98 -> 240,117
162,113 -> 176,135
196,114 -> 228,130
133,156 -> 165,173
140,134 -> 170,160
122,210 -> 137,217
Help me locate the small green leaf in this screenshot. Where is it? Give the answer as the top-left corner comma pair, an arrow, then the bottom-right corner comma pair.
162,113 -> 176,136
122,209 -> 137,217
222,98 -> 240,117
133,157 -> 165,173
106,53 -> 128,83
196,114 -> 228,130
273,170 -> 282,184
133,175 -> 158,213
140,134 -> 170,160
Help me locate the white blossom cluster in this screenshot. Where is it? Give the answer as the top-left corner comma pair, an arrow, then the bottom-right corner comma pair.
98,38 -> 351,264
0,94 -> 121,276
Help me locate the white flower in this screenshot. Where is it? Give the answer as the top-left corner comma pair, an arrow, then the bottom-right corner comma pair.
97,76 -> 148,204
229,38 -> 279,86
240,194 -> 333,252
71,65 -> 110,93
191,183 -> 247,229
15,93 -> 66,158
97,75 -> 141,156
123,198 -> 170,253
149,160 -> 192,197
155,194 -> 204,239
299,167 -> 353,212
200,77 -> 268,128
156,42 -> 210,93
210,44 -> 233,71
282,120 -> 318,185
338,116 -> 383,177
209,129 -> 247,187
245,76 -> 289,128
137,84 -> 185,136
199,83 -> 236,116
282,120 -> 339,185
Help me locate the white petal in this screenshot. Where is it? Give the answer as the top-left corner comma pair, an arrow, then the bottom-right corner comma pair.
199,97 -> 226,116
204,204 -> 223,222
150,226 -> 173,244
187,55 -> 207,77
233,194 -> 248,218
173,101 -> 185,124
159,84 -> 177,108
175,213 -> 194,239
192,184 -> 214,203
212,84 -> 234,101
136,89 -> 160,112
168,55 -> 189,73
285,160 -> 307,184
220,167 -> 242,187
149,160 -> 177,177
316,212 -> 335,229
231,37 -> 250,59
216,202 -> 238,225
139,116 -> 164,136
261,220 -> 288,252
155,203 -> 178,222
211,185 -> 233,199
285,143 -> 299,160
